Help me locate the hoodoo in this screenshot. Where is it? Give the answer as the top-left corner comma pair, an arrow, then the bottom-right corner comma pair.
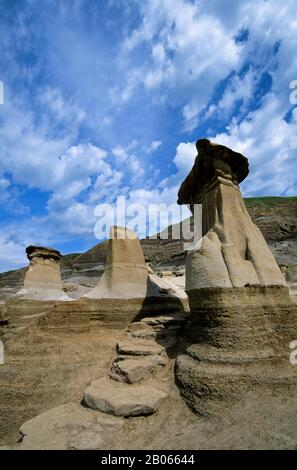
16,246 -> 69,301
176,139 -> 297,417
85,226 -> 150,299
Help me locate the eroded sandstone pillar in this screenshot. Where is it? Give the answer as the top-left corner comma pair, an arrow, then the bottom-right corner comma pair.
178,138 -> 285,289
17,245 -> 69,301
175,138 -> 297,417
44,227 -> 185,330
85,226 -> 149,299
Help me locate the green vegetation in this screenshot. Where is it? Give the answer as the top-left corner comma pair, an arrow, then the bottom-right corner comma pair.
61,253 -> 81,267
244,196 -> 297,207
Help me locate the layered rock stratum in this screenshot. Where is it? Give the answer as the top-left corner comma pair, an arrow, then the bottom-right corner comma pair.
175,138 -> 297,417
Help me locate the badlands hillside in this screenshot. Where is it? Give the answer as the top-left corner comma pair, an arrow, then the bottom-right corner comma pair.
0,197 -> 296,302
1,137 -> 297,451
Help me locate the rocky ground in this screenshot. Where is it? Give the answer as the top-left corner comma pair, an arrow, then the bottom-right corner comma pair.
1,308 -> 297,450
0,314 -> 128,445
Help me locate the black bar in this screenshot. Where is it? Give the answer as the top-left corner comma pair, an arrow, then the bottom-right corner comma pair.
0,450 -> 296,467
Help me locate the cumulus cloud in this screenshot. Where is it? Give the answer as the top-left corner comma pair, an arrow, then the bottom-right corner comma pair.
118,0 -> 243,129
209,94 -> 297,196
1,0 -> 297,270
116,0 -> 297,134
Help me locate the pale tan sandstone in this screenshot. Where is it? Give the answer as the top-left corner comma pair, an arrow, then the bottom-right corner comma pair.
178,139 -> 285,289
116,339 -> 164,356
85,226 -> 149,299
176,138 -> 297,417
17,403 -> 124,450
17,246 -> 70,301
110,354 -> 167,383
85,226 -> 187,304
83,377 -> 167,417
42,226 -> 185,329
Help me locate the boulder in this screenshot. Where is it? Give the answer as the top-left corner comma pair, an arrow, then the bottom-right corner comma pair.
127,321 -> 152,332
83,377 -> 167,416
116,340 -> 164,356
18,402 -> 124,450
130,329 -> 157,340
110,355 -> 167,383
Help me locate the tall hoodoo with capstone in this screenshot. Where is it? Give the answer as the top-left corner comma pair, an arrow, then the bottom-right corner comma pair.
178,138 -> 286,289
176,138 -> 297,417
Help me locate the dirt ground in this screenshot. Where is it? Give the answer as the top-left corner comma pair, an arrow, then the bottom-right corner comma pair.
1,313 -> 297,450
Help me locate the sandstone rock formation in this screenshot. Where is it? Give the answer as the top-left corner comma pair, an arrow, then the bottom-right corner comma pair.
83,378 -> 167,417
17,246 -> 70,301
84,226 -> 187,303
85,226 -> 150,299
18,403 -> 124,450
1,196 -> 296,303
82,310 -> 190,417
244,197 -> 297,269
34,227 -> 186,332
9,303 -> 190,446
62,242 -> 109,291
176,138 -> 297,417
178,138 -> 286,288
1,187 -> 296,449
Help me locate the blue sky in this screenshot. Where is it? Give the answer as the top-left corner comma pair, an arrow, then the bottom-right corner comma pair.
0,0 -> 296,271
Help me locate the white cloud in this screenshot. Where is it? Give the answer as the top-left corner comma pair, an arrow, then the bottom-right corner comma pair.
111,141 -> 146,184
209,93 -> 297,196
1,0 -> 297,271
39,86 -> 85,124
147,140 -> 162,153
0,94 -> 115,202
0,177 -> 10,203
173,142 -> 196,176
116,0 -> 297,134
0,90 -> 125,253
118,0 -> 243,129
119,140 -> 196,237
48,201 -> 95,236
216,68 -> 257,117
112,145 -> 128,161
